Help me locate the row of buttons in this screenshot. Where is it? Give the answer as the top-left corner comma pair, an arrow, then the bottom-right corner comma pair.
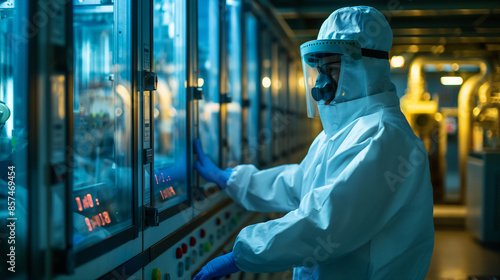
151,210 -> 244,280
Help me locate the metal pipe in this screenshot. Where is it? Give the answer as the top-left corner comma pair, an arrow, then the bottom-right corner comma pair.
458,61 -> 490,202
406,56 -> 490,203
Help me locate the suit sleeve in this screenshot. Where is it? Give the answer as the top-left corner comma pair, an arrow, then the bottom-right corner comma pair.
231,131 -> 429,272
225,164 -> 304,213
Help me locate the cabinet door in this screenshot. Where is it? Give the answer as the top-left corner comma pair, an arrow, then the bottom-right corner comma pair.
71,0 -> 135,254
198,0 -> 221,186
259,31 -> 273,166
152,0 -> 189,211
225,0 -> 243,168
244,12 -> 259,165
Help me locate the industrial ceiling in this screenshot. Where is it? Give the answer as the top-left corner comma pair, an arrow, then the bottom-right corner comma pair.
267,0 -> 500,56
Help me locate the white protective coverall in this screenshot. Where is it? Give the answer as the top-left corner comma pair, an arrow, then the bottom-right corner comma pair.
225,6 -> 434,280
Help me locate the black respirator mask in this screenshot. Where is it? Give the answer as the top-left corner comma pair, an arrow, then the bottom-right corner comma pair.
311,71 -> 338,103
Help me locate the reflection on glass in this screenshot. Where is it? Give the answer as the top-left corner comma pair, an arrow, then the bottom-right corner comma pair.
288,62 -> 297,153
153,0 -> 188,209
245,13 -> 259,164
198,0 -> 220,180
0,1 -> 28,277
225,0 -> 242,167
260,32 -> 273,165
272,43 -> 280,160
72,1 -> 132,249
279,52 -> 288,158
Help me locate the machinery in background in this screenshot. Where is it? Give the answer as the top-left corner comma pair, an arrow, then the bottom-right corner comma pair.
466,81 -> 500,244
472,82 -> 500,152
402,56 -> 490,204
400,92 -> 443,201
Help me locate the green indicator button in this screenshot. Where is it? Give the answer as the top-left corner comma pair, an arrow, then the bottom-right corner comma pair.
232,216 -> 239,224
204,242 -> 211,252
152,268 -> 162,280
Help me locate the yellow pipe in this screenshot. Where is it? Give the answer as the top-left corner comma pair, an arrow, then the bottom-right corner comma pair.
458,62 -> 489,202
406,56 -> 490,203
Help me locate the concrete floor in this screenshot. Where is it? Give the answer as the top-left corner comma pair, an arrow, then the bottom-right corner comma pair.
426,228 -> 500,280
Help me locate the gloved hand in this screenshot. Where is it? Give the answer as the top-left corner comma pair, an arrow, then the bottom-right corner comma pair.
193,252 -> 240,280
194,139 -> 232,189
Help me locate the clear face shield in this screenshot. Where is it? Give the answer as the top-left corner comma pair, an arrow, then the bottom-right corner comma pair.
300,40 -> 362,118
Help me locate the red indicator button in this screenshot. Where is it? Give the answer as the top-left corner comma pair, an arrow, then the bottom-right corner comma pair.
190,237 -> 196,246
182,243 -> 188,254
176,247 -> 183,259
200,229 -> 206,238
225,212 -> 231,219
216,217 -> 221,226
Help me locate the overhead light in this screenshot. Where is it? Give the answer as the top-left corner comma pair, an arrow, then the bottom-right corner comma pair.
441,76 -> 463,86
262,77 -> 271,88
390,56 -> 405,68
408,45 -> 419,53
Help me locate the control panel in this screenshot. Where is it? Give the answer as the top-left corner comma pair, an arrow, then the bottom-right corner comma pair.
144,203 -> 252,280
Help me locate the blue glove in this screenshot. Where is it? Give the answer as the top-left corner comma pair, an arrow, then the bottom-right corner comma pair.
193,252 -> 240,280
194,139 -> 232,189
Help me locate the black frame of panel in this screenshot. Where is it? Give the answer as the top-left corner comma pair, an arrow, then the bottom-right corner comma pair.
27,0 -> 41,277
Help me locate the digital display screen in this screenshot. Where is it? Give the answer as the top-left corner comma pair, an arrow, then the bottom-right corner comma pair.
154,168 -> 180,202
73,184 -> 124,233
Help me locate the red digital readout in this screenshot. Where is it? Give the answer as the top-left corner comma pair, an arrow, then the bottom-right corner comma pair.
75,194 -> 101,212
75,197 -> 83,211
159,186 -> 176,200
84,211 -> 112,232
155,172 -> 172,185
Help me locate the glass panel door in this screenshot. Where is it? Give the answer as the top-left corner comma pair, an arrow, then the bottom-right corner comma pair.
288,61 -> 297,153
152,0 -> 188,210
72,0 -> 133,250
259,31 -> 272,166
198,0 -> 220,184
244,13 -> 259,165
225,0 -> 242,168
278,51 -> 288,158
271,42 -> 280,161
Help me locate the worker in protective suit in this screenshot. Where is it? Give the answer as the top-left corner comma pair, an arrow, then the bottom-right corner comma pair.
194,6 -> 434,280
